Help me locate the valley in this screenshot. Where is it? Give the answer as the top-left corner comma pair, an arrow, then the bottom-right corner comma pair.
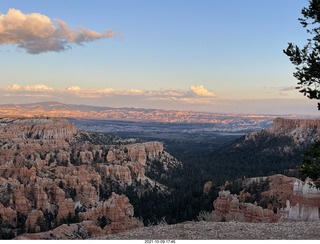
4,0 -> 320,240
0,117 -> 182,238
66,118 -> 246,170
0,103 -> 320,239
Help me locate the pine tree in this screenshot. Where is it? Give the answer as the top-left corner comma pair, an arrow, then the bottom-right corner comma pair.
301,140 -> 320,188
284,0 -> 320,110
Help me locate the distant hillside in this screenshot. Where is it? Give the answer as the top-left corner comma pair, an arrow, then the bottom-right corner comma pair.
209,117 -> 320,182
0,101 -> 298,132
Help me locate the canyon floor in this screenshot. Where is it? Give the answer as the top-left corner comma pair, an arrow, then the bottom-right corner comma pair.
100,221 -> 320,240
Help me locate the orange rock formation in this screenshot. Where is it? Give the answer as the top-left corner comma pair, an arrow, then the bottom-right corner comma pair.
0,117 -> 181,239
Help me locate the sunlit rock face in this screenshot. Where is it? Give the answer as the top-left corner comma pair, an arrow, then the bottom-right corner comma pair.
0,117 -> 77,141
246,117 -> 320,145
0,117 -> 181,238
272,118 -> 320,132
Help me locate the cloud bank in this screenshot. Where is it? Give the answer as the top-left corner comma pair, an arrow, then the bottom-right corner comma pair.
0,9 -> 115,54
0,83 -> 216,104
0,84 -> 317,115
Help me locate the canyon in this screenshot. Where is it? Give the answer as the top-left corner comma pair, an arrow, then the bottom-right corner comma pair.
0,114 -> 320,239
0,116 -> 182,239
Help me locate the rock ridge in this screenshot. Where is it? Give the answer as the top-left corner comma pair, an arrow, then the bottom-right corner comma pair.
273,117 -> 320,131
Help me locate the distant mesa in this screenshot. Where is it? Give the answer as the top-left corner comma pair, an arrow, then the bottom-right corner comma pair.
0,101 -> 297,132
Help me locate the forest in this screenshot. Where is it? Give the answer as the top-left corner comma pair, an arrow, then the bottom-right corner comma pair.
113,129 -> 308,225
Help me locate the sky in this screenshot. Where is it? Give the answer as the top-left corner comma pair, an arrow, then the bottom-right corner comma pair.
0,0 -> 319,115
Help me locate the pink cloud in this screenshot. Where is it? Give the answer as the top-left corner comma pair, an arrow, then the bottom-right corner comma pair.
190,85 -> 216,97
0,9 -> 115,54
0,84 -> 219,105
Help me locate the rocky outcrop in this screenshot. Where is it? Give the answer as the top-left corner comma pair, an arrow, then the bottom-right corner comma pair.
25,210 -> 44,232
107,142 -> 164,165
105,165 -> 132,185
272,118 -> 320,131
280,178 -> 320,221
33,185 -> 50,210
292,178 -> 320,206
213,190 -> 279,223
14,193 -> 31,214
215,174 -> 320,223
105,193 -> 134,222
0,203 -> 17,228
203,181 -> 213,195
127,161 -> 145,182
281,200 -> 319,221
246,117 -> 320,145
53,187 -> 65,204
56,199 -> 75,222
0,117 -> 181,239
79,193 -> 143,234
79,151 -> 93,164
15,193 -> 143,240
0,117 -> 77,141
76,182 -> 99,207
128,145 -> 146,165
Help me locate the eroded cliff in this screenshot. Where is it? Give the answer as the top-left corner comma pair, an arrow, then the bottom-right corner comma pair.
0,117 -> 182,239
245,117 -> 320,146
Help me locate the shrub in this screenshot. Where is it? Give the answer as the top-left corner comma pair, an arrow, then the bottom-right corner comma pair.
196,211 -> 215,222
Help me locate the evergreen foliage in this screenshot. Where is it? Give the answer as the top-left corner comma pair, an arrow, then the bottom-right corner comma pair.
283,0 -> 320,188
284,0 -> 320,110
300,140 -> 320,188
0,229 -> 15,240
208,134 -> 303,182
115,130 -> 310,225
97,216 -> 111,229
16,212 -> 27,234
59,213 -> 81,226
120,161 -> 219,226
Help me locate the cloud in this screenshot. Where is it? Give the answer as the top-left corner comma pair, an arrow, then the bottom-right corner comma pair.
0,9 -> 115,54
263,86 -> 297,97
1,84 -> 54,92
67,86 -> 82,91
0,84 -> 219,105
1,84 -> 316,115
190,85 -> 216,97
266,86 -> 296,92
1,84 -> 22,91
24,84 -> 54,91
280,86 -> 296,91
